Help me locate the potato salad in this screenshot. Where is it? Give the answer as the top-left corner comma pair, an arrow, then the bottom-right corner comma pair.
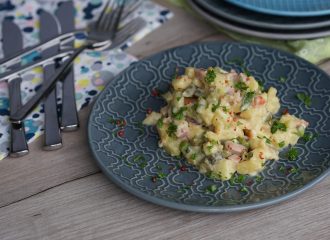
143,67 -> 309,181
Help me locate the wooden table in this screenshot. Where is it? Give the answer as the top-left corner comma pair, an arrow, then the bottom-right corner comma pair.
1,1 -> 329,239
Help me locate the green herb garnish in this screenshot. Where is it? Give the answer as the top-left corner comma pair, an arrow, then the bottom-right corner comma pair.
271,120 -> 287,134
167,122 -> 177,137
211,102 -> 221,112
191,153 -> 197,160
240,186 -> 248,193
241,91 -> 255,111
179,141 -> 189,152
302,132 -> 318,142
257,80 -> 264,91
205,68 -> 216,84
296,93 -> 311,107
157,118 -> 163,128
278,141 -> 285,148
279,77 -> 287,83
205,184 -> 217,193
176,96 -> 181,102
289,167 -> 299,174
255,175 -> 263,183
157,172 -> 167,179
234,81 -> 248,91
172,107 -> 187,120
286,147 -> 299,161
279,165 -> 286,173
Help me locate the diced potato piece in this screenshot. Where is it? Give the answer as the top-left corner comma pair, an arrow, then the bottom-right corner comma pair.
246,76 -> 259,92
237,148 -> 265,175
267,87 -> 280,114
203,141 -> 218,156
157,124 -> 182,156
214,159 -> 237,180
185,67 -> 195,79
172,75 -> 192,90
142,112 -> 162,125
212,112 -> 244,140
272,114 -> 307,146
188,123 -> 205,140
162,91 -> 173,102
205,131 -> 221,142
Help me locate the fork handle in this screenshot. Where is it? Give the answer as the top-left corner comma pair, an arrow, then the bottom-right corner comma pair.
10,45 -> 88,123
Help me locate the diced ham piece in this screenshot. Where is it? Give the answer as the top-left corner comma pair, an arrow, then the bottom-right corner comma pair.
297,119 -> 309,128
228,154 -> 241,164
176,121 -> 189,139
195,69 -> 206,81
184,97 -> 197,105
225,141 -> 247,155
253,96 -> 266,107
239,73 -> 248,82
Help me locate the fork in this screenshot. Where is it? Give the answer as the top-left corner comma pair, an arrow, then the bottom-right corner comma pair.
0,0 -> 143,70
10,0 -> 127,123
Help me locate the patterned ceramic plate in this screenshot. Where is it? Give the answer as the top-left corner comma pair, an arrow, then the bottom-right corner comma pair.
226,0 -> 330,17
197,0 -> 330,30
88,42 -> 330,213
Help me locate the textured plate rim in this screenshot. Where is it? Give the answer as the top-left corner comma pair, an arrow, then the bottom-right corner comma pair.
196,0 -> 330,30
226,0 -> 330,17
189,0 -> 330,40
87,41 -> 330,213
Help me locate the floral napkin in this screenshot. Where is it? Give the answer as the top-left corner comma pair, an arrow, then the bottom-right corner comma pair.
0,0 -> 173,160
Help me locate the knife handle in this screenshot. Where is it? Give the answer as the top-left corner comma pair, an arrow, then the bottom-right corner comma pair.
43,64 -> 62,150
60,65 -> 79,131
10,45 -> 87,123
8,78 -> 29,157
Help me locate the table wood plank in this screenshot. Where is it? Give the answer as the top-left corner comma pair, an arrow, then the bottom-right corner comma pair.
0,173 -> 329,240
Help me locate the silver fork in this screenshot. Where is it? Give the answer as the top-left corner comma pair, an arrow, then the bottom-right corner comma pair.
10,0 -> 127,123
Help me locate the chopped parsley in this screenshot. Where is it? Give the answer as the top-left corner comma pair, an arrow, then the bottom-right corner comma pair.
279,165 -> 286,173
205,184 -> 217,193
257,80 -> 264,91
211,102 -> 221,112
286,147 -> 298,161
240,186 -> 248,193
191,153 -> 197,160
192,103 -> 199,111
271,120 -> 287,134
176,96 -> 182,101
157,172 -> 167,179
278,141 -> 285,148
258,136 -> 271,144
302,132 -> 318,142
289,167 -> 299,174
204,68 -> 216,84
179,141 -> 189,152
167,122 -> 177,137
172,107 -> 187,120
296,93 -> 311,107
255,175 -> 263,183
241,91 -> 255,111
234,81 -> 248,91
157,118 -> 163,128
279,77 -> 287,83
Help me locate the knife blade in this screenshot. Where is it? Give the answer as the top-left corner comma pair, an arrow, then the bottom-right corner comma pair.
56,1 -> 79,131
2,19 -> 29,157
39,10 -> 62,150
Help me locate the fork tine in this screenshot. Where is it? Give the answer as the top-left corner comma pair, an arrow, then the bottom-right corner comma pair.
107,0 -> 126,39
94,0 -> 112,30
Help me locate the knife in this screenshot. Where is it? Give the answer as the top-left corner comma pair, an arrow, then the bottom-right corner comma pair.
56,1 -> 79,131
39,10 -> 62,150
2,19 -> 29,157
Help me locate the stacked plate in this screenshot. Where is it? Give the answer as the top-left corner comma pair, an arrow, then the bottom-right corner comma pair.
188,0 -> 330,40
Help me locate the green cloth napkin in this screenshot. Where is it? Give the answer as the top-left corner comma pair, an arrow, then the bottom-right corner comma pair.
169,0 -> 330,64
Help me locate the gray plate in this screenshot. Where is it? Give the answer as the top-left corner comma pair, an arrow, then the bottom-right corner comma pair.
189,0 -> 330,40
197,0 -> 330,30
88,41 -> 330,213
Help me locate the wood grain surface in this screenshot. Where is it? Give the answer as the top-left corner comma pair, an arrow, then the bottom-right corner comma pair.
0,1 -> 329,239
